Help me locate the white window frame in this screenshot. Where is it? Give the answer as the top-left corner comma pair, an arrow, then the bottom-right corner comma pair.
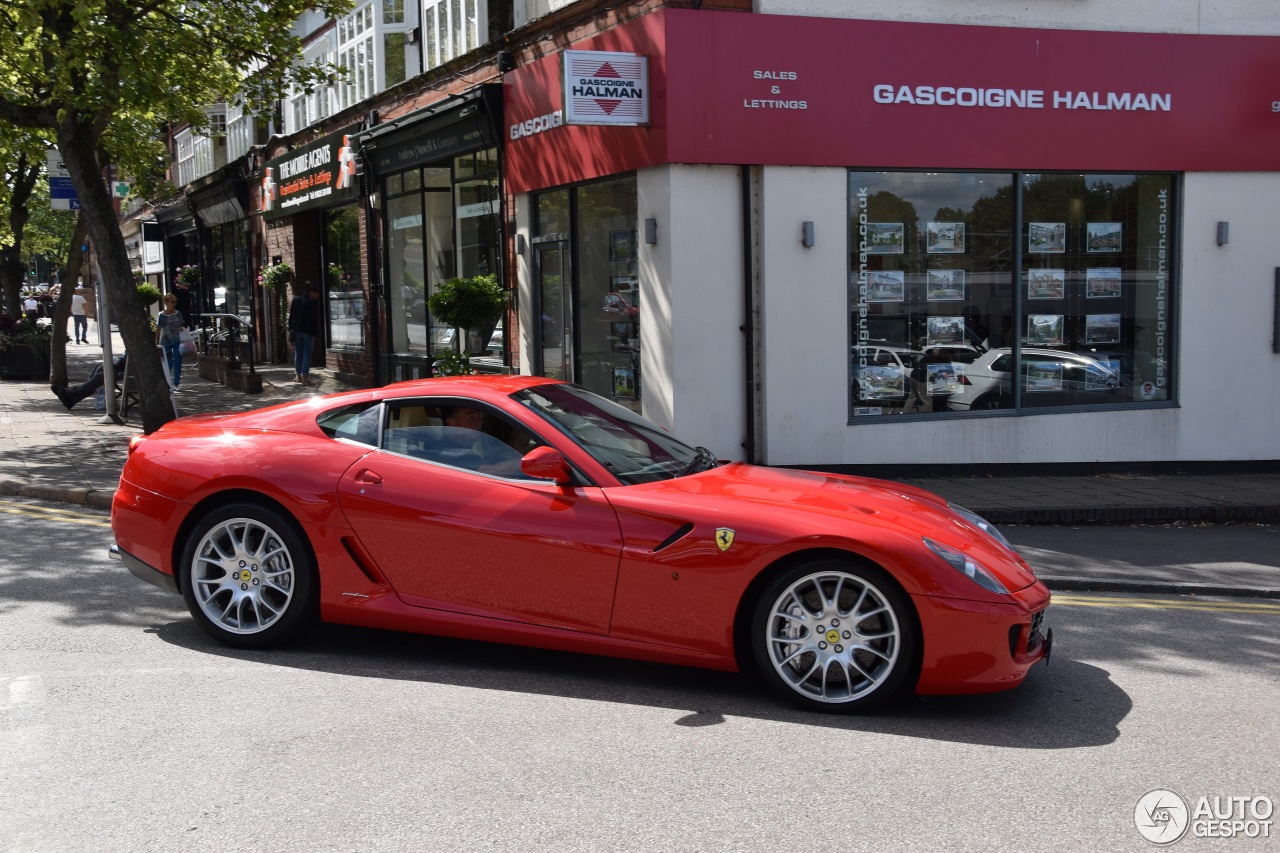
285,34 -> 338,134
226,102 -> 255,162
422,0 -> 487,72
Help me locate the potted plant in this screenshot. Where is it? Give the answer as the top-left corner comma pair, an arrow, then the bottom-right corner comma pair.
174,264 -> 200,292
259,262 -> 295,360
427,273 -> 505,356
136,282 -> 162,308
0,313 -> 58,380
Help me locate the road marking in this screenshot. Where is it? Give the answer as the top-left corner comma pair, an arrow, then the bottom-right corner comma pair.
1053,594 -> 1280,615
0,675 -> 42,710
0,500 -> 111,528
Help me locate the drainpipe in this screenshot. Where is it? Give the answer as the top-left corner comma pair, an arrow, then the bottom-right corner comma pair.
741,165 -> 757,463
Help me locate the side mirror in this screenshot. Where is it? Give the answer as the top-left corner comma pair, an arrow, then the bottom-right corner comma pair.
521,446 -> 573,485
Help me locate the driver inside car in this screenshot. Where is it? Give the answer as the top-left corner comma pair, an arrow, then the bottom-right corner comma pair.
436,405 -> 526,477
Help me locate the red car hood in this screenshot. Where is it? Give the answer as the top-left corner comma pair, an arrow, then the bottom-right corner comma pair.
609,462 -> 1039,594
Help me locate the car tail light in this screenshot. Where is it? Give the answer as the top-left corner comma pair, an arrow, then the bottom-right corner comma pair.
127,434 -> 147,457
959,374 -> 972,385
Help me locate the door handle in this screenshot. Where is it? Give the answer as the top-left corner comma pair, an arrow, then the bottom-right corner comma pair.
354,468 -> 382,485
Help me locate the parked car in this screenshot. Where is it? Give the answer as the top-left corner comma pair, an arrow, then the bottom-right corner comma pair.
111,376 -> 1051,713
947,347 -> 1130,411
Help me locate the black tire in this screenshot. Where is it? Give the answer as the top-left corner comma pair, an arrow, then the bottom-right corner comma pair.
750,558 -> 919,713
179,502 -> 318,649
970,393 -> 1009,411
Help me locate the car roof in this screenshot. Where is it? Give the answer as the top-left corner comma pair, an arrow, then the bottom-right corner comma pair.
172,375 -> 569,435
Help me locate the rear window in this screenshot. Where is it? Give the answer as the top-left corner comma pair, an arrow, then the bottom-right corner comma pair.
317,403 -> 381,446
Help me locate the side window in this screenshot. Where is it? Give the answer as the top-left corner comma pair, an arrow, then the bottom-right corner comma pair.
317,402 -> 381,446
382,399 -> 543,479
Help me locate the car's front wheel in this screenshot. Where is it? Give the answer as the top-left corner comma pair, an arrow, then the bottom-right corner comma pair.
179,503 -> 317,649
751,560 -> 918,712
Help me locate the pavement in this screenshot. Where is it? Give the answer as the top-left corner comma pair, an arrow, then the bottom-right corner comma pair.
2,328 -> 1277,598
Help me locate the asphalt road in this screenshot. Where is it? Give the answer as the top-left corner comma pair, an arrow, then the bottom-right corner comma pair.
1,499 -> 1277,852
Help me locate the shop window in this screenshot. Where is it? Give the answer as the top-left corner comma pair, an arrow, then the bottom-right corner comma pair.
325,206 -> 365,350
848,171 -> 1175,420
532,176 -> 640,411
382,149 -> 500,363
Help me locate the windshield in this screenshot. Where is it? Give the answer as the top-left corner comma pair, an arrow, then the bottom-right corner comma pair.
513,384 -> 709,484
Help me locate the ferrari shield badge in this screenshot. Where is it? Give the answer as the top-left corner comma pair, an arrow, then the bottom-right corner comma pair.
715,528 -> 735,552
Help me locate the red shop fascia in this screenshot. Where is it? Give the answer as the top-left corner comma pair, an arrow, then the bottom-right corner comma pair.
504,8 -> 1280,194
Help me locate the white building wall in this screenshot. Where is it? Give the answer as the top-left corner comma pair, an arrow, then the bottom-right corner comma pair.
513,192 -> 535,369
755,0 -> 1280,36
1177,173 -> 1280,459
757,166 -> 848,464
638,164 -> 747,461
752,168 -> 1280,467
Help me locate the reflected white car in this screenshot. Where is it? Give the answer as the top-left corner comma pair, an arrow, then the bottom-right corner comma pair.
947,347 -> 1128,411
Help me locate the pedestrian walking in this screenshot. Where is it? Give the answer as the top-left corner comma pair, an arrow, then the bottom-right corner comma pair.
71,286 -> 90,343
155,293 -> 186,391
22,294 -> 38,320
288,284 -> 320,385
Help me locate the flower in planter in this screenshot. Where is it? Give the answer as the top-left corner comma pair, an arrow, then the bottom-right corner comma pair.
0,313 -> 58,354
260,262 -> 294,291
174,265 -> 200,291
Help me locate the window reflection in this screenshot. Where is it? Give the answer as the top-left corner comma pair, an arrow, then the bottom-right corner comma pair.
849,171 -> 1174,419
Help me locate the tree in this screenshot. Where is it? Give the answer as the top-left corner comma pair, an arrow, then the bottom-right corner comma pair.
0,0 -> 347,431
0,128 -> 48,314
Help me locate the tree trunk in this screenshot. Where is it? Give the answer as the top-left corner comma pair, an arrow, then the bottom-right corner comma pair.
48,214 -> 88,388
57,119 -> 173,433
0,155 -> 40,315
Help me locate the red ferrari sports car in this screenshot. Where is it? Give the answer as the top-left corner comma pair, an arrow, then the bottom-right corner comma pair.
110,375 -> 1051,712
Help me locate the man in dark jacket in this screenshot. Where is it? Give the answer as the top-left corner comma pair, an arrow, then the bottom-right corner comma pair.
287,284 -> 320,385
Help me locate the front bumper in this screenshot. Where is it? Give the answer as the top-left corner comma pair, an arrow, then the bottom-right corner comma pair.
913,582 -> 1051,695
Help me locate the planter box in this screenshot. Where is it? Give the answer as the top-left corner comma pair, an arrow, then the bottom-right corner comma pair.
0,348 -> 51,381
197,354 -> 262,394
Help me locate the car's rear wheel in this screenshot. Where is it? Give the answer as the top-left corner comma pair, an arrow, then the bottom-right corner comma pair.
179,503 -> 317,649
751,560 -> 918,712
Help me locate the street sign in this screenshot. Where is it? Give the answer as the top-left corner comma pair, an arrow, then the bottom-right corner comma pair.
46,148 -> 79,210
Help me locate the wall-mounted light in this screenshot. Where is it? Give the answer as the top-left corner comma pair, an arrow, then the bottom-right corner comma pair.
368,191 -> 381,211
644,218 -> 658,245
1217,221 -> 1230,246
515,234 -> 527,255
802,221 -> 815,248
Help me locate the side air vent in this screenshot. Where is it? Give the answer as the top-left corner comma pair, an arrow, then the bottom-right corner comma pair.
341,536 -> 387,585
653,523 -> 695,553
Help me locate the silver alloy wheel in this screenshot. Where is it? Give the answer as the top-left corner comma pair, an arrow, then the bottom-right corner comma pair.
763,570 -> 902,704
190,516 -> 296,635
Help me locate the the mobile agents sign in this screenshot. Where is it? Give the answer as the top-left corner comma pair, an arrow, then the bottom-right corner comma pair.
260,127 -> 360,220
563,50 -> 649,126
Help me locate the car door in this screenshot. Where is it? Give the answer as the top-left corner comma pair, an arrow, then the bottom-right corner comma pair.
335,399 -> 624,635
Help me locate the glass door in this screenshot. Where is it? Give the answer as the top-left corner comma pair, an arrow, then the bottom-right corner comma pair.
535,240 -> 571,381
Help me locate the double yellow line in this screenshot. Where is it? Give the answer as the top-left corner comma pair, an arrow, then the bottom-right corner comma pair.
0,499 -> 112,528
1053,594 -> 1280,615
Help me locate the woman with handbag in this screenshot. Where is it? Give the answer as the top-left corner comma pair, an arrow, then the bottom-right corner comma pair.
155,293 -> 186,391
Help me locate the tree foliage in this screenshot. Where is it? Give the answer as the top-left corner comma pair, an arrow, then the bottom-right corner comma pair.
0,0 -> 348,430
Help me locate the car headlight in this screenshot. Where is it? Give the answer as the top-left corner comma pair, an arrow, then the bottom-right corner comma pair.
924,538 -> 1009,594
949,502 -> 1015,552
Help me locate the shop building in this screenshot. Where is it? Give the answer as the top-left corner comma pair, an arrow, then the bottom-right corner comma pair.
504,3 -> 1280,468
